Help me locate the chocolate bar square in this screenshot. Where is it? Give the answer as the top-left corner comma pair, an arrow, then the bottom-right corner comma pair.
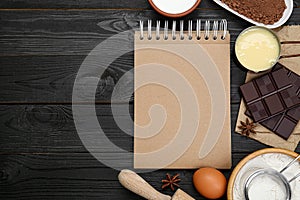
280,87 -> 299,107
256,75 -> 276,95
275,118 -> 295,139
272,67 -> 291,89
264,94 -> 284,115
287,106 -> 300,120
240,82 -> 260,103
248,101 -> 268,121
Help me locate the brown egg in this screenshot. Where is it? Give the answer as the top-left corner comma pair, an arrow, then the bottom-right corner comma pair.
193,167 -> 227,199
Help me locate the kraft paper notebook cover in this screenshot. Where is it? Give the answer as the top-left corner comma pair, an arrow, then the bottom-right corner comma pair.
134,20 -> 231,169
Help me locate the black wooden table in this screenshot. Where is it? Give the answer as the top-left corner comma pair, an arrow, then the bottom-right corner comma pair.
0,1 -> 299,199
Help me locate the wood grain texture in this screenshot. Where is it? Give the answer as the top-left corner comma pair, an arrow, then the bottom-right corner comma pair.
0,54 -> 134,103
1,8 -> 299,57
1,0 -> 300,199
0,9 -> 251,56
0,152 -> 253,200
0,104 -> 133,153
1,104 -> 296,154
0,0 -> 299,9
0,55 -> 246,103
0,8 -> 299,103
0,0 -> 217,9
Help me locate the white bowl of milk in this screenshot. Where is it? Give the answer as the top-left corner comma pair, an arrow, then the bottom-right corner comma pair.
148,0 -> 202,17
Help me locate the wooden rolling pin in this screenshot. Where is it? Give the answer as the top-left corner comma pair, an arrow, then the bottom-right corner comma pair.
118,169 -> 195,200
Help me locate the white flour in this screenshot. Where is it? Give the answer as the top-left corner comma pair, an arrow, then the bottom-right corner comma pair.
233,153 -> 300,200
151,0 -> 197,14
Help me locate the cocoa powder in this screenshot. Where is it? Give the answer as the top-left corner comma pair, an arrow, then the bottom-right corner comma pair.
221,0 -> 286,25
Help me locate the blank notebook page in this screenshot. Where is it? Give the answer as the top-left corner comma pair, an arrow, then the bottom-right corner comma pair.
134,21 -> 231,169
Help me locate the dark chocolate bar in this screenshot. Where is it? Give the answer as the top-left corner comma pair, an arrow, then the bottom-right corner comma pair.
240,66 -> 300,122
243,64 -> 300,140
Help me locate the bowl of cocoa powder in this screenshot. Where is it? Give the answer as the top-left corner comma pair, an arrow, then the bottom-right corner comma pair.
213,0 -> 293,28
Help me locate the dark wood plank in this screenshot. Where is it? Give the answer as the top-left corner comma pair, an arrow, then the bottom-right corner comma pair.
0,0 -> 217,9
0,104 -> 133,153
1,9 -> 299,103
0,0 -> 151,9
0,152 -> 257,200
0,8 -> 300,57
0,9 -> 251,56
1,104 -> 297,154
0,1 -> 299,200
0,54 -> 134,103
0,54 -> 246,104
3,8 -> 300,57
0,0 -> 298,9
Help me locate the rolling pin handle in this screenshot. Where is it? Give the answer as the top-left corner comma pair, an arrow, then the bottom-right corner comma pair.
118,169 -> 172,200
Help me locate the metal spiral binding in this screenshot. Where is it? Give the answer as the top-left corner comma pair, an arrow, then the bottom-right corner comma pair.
196,19 -> 201,40
188,20 -> 193,40
164,20 -> 168,40
172,20 -> 176,40
212,20 -> 218,40
156,20 -> 160,40
139,20 -> 143,40
147,19 -> 152,40
204,20 -> 210,39
219,19 -> 227,40
180,20 -> 184,40
139,19 -> 227,40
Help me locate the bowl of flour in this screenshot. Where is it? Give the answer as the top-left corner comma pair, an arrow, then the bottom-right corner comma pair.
228,148 -> 300,200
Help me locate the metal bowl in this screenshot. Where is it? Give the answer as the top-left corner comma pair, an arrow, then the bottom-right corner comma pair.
235,26 -> 281,72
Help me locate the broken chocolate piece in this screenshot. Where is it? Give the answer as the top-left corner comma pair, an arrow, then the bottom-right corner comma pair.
261,106 -> 300,140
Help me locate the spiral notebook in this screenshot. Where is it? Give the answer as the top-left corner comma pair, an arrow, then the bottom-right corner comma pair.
134,19 -> 231,169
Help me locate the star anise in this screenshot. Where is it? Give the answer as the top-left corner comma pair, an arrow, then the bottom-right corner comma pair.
238,118 -> 256,136
161,173 -> 180,191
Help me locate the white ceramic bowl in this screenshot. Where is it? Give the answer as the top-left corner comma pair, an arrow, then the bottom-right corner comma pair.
149,0 -> 201,18
213,0 -> 294,29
